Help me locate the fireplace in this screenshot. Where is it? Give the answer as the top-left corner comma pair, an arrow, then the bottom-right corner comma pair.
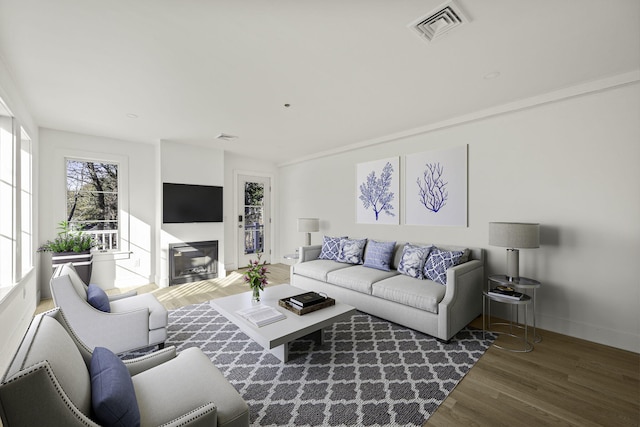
169,240 -> 218,285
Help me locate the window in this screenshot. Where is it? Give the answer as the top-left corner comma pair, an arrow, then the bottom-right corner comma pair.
0,114 -> 33,289
20,128 -> 32,274
66,159 -> 119,250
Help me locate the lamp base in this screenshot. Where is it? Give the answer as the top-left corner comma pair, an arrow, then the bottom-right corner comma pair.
506,248 -> 520,281
304,233 -> 311,246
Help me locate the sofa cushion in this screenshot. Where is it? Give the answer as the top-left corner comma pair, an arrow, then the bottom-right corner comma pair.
318,236 -> 347,261
372,275 -> 445,314
363,240 -> 396,271
110,294 -> 168,330
87,284 -> 111,312
397,243 -> 432,279
336,238 -> 367,264
424,247 -> 464,285
90,347 -> 141,427
327,265 -> 398,294
132,347 -> 249,427
293,259 -> 353,282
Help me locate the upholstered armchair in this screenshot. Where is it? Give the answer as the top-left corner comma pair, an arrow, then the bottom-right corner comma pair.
50,263 -> 168,354
0,308 -> 250,427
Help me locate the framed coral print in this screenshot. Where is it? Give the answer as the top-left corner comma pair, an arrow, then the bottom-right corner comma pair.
405,145 -> 467,227
356,157 -> 399,224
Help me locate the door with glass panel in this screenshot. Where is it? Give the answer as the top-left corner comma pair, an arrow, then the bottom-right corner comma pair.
237,175 -> 271,267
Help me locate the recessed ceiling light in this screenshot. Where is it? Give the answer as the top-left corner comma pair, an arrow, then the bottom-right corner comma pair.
483,71 -> 501,80
126,113 -> 138,119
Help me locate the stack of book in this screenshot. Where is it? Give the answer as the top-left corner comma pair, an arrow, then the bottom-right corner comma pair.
488,285 -> 525,300
287,291 -> 327,310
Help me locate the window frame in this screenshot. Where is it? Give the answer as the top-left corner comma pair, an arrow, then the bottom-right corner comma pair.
0,115 -> 33,291
65,158 -> 120,251
57,149 -> 129,256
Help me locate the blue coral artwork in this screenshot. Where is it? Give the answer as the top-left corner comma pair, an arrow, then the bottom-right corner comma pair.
405,145 -> 467,227
356,157 -> 399,224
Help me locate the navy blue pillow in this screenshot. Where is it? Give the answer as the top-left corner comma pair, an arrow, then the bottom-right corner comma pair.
90,347 -> 140,427
87,284 -> 110,312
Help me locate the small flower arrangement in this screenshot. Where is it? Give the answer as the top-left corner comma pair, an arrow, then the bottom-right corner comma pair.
244,252 -> 269,301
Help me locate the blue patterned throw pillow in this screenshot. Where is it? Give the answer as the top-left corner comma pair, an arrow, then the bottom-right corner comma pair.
397,243 -> 433,279
363,240 -> 397,271
424,247 -> 464,285
319,236 -> 347,261
337,238 -> 367,264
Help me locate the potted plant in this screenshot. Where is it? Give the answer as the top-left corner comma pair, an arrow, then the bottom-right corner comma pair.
38,220 -> 96,283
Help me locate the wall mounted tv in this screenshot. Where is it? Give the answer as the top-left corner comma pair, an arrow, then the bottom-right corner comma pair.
163,183 -> 223,223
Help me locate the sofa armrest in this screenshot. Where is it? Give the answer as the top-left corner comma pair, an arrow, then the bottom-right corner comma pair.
438,259 -> 484,340
298,245 -> 322,262
108,290 -> 138,301
159,403 -> 218,427
124,346 -> 177,376
441,259 -> 483,303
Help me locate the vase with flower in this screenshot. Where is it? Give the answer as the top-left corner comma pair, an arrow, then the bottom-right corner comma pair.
244,252 -> 269,302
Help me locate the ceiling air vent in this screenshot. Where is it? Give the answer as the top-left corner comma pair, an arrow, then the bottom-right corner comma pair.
408,0 -> 469,43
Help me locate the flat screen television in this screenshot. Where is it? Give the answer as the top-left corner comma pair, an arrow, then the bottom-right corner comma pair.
163,183 -> 223,223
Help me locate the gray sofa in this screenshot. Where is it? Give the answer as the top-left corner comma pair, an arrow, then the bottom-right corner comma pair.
291,242 -> 484,341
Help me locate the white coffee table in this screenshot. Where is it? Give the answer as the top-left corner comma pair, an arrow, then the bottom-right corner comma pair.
210,284 -> 356,362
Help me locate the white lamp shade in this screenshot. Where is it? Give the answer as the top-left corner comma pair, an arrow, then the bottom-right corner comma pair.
489,222 -> 540,249
297,218 -> 319,233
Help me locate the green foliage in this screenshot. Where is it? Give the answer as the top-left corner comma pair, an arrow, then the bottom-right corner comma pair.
38,220 -> 95,253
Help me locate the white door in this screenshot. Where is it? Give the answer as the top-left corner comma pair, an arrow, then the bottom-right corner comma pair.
237,175 -> 271,268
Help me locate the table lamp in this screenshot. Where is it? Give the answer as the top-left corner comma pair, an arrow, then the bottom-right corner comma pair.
489,222 -> 539,281
297,218 -> 319,246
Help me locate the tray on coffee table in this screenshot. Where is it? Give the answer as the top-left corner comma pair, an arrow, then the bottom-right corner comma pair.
279,296 -> 335,315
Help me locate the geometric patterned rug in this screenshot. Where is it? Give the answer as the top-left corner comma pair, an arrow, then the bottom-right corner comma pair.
137,302 -> 495,426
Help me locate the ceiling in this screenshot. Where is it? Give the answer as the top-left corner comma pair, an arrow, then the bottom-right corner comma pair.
0,0 -> 638,165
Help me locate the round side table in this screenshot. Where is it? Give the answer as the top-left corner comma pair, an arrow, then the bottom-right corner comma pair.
489,275 -> 541,343
483,287 -> 533,352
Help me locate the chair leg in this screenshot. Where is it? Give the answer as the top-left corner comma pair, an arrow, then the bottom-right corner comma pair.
158,342 -> 165,350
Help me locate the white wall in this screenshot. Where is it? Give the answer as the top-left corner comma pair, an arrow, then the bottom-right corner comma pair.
158,140 -> 225,285
278,80 -> 640,353
38,129 -> 158,296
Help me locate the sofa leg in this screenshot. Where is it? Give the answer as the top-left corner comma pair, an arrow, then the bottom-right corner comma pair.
158,342 -> 165,350
436,338 -> 451,345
